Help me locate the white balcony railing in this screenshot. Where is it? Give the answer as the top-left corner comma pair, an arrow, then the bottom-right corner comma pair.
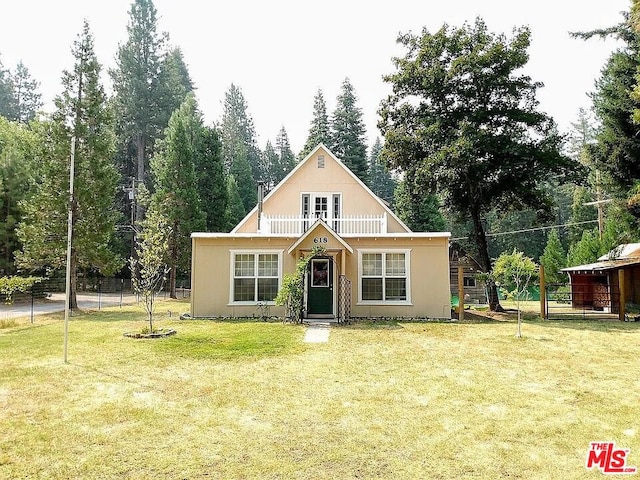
260,213 -> 387,235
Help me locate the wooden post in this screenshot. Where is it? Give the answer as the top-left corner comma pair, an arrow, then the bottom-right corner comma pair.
619,269 -> 626,322
458,260 -> 464,321
539,264 -> 546,320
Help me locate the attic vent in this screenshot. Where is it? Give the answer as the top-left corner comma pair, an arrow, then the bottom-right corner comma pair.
317,155 -> 325,168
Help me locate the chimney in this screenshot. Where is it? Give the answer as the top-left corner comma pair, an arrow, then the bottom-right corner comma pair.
257,181 -> 265,233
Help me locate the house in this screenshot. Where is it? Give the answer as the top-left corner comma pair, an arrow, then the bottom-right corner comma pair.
190,145 -> 452,321
449,243 -> 486,304
561,243 -> 640,313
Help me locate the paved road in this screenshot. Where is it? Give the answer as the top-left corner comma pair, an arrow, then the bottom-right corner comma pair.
0,292 -> 139,320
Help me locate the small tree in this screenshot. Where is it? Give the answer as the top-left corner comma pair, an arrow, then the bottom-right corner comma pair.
0,276 -> 42,304
129,211 -> 169,332
492,250 -> 538,338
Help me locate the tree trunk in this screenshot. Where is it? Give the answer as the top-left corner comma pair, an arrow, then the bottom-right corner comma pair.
169,222 -> 178,299
135,132 -> 145,224
169,264 -> 177,299
470,207 -> 504,312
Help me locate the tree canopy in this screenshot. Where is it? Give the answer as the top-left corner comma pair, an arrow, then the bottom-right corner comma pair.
16,21 -> 122,308
378,18 -> 579,310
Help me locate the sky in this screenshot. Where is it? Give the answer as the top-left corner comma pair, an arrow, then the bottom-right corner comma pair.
0,0 -> 631,153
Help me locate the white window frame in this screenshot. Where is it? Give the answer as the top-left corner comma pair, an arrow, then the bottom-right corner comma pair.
357,249 -> 412,305
301,192 -> 342,221
229,250 -> 283,305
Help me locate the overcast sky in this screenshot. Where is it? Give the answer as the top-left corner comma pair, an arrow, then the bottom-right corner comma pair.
0,0 -> 630,153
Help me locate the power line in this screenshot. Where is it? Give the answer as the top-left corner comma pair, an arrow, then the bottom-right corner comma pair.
450,219 -> 599,241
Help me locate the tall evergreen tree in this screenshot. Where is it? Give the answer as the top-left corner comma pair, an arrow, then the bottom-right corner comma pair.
300,89 -> 331,158
566,228 -> 602,267
576,18 -> 640,192
220,84 -> 259,210
275,126 -> 296,185
110,0 -> 167,222
149,93 -> 205,298
10,61 -> 42,123
16,22 -> 122,308
0,56 -> 15,119
394,178 -> 445,232
225,174 -> 245,231
157,47 -> 194,128
569,186 -> 596,244
195,125 -> 226,231
368,137 -> 396,205
261,140 -> 279,190
0,117 -> 38,274
330,78 -> 369,183
540,228 -> 566,284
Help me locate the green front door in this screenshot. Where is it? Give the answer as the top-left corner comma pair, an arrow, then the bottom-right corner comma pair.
307,257 -> 333,315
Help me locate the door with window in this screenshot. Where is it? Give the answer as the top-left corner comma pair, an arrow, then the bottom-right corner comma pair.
307,257 -> 333,315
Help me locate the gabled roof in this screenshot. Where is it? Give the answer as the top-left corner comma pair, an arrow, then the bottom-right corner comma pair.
287,218 -> 353,255
231,143 -> 411,234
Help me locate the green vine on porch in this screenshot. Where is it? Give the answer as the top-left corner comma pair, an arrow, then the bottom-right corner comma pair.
275,245 -> 326,323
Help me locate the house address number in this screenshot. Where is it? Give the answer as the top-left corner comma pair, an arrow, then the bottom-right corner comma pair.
313,237 -> 328,244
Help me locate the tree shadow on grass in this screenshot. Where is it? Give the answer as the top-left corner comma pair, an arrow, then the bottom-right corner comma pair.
67,361 -> 168,394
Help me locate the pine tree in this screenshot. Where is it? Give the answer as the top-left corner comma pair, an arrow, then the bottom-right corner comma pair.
11,61 -> 42,123
0,56 -> 15,119
195,125 -> 226,231
540,229 -> 567,284
330,78 -> 368,183
16,21 -> 122,308
565,107 -> 598,163
220,84 -> 260,211
300,89 -> 331,158
275,126 -> 296,184
394,179 -> 445,232
110,0 -> 167,222
368,137 -> 396,205
569,186 -> 596,244
157,47 -> 193,129
149,93 -> 205,298
566,228 -> 602,267
0,117 -> 38,274
261,140 -> 279,190
225,175 -> 245,231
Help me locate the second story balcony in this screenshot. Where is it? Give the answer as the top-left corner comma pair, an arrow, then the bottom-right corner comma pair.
260,213 -> 388,235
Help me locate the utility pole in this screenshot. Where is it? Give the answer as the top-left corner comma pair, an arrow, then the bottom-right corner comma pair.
583,170 -> 611,241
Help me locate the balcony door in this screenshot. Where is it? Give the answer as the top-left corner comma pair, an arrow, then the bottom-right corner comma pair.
302,193 -> 341,231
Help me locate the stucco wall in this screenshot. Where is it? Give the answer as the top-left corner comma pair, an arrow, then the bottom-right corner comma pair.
191,232 -> 451,319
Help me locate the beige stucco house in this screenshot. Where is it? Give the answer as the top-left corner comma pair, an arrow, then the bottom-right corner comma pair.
190,144 -> 451,321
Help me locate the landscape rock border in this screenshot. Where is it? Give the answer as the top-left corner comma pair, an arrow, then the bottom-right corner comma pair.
123,328 -> 177,339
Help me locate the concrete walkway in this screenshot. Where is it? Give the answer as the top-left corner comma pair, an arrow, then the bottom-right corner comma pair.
303,322 -> 331,343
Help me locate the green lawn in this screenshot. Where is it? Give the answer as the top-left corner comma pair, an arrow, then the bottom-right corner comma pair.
1,300 -> 639,479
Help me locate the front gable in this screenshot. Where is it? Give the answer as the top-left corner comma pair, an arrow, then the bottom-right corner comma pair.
287,218 -> 353,255
233,144 -> 409,234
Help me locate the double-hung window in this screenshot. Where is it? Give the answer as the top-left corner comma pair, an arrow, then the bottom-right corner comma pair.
231,251 -> 281,303
359,250 -> 411,303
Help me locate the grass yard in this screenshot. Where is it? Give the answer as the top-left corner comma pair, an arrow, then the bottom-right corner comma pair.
1,300 -> 639,479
